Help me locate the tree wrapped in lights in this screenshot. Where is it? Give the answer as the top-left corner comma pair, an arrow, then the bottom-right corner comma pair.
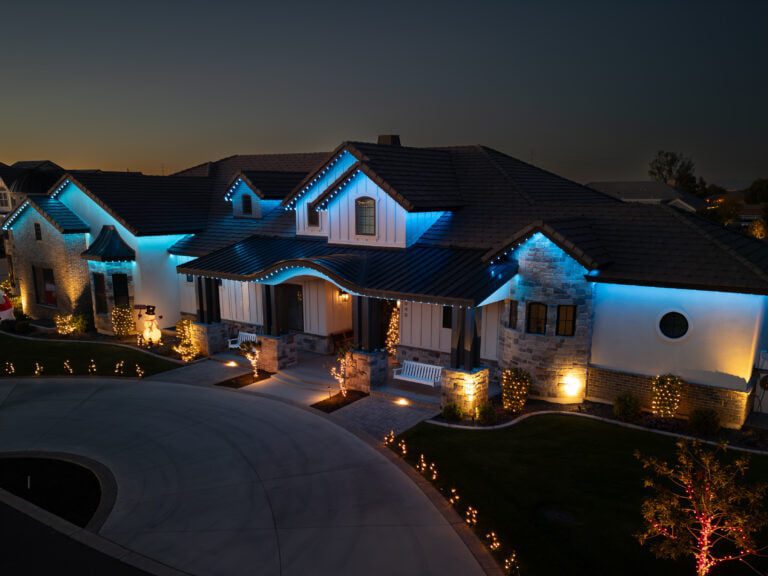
330,349 -> 352,398
239,340 -> 260,380
652,374 -> 683,418
34,362 -> 43,376
135,364 -> 144,378
54,313 -> 86,336
114,360 -> 125,375
385,303 -> 400,357
3,361 -> 15,375
111,305 -> 135,336
173,319 -> 199,363
637,440 -> 767,576
88,359 -> 97,374
63,360 -> 73,374
501,368 -> 531,414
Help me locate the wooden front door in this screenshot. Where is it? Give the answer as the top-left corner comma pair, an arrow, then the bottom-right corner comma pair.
276,284 -> 304,334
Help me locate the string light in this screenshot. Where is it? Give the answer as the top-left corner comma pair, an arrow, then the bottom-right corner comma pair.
63,360 -> 73,375
501,368 -> 531,413
88,359 -> 97,375
173,318 -> 199,362
383,430 -> 395,446
34,362 -> 43,376
3,361 -> 15,375
240,341 -> 260,379
114,360 -> 125,375
54,313 -> 83,335
330,352 -> 352,397
448,488 -> 460,505
385,302 -> 400,357
465,506 -> 478,526
651,374 -> 683,418
135,364 -> 144,378
486,532 -> 501,551
111,306 -> 135,336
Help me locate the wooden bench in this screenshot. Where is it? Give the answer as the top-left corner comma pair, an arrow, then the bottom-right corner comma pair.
228,331 -> 258,350
393,360 -> 443,388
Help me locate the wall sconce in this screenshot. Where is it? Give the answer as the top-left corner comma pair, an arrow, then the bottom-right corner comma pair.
338,290 -> 350,303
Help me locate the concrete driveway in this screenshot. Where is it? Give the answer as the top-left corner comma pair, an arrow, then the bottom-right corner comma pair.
0,378 -> 484,576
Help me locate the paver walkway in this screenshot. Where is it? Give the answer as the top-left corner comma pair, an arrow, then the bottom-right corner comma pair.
0,378 -> 484,576
334,396 -> 440,438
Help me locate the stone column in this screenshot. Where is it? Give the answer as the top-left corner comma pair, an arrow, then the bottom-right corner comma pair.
346,349 -> 388,393
190,322 -> 228,356
441,367 -> 490,416
259,334 -> 297,373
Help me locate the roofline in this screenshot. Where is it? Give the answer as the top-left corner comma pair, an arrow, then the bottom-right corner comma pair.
281,143 -> 352,206
1,195 -> 89,234
588,276 -> 768,297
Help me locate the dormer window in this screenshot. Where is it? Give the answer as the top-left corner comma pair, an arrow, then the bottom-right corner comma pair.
355,197 -> 375,236
242,194 -> 253,215
307,204 -> 320,228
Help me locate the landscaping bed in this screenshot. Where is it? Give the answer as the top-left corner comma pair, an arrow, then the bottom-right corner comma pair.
398,414 -> 768,576
216,369 -> 272,389
311,390 -> 368,413
0,333 -> 179,377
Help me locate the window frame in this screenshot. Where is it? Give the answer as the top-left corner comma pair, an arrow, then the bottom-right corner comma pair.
442,306 -> 453,330
241,194 -> 253,215
556,304 -> 577,337
658,310 -> 690,341
32,265 -> 57,307
355,196 -> 376,236
307,204 -> 320,228
93,272 -> 108,314
112,273 -> 130,308
34,222 -> 42,241
508,299 -> 518,329
525,302 -> 547,335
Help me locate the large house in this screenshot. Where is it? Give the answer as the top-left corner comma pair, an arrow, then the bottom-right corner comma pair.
5,137 -> 768,428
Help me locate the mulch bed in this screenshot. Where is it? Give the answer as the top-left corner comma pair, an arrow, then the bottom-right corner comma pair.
311,390 -> 368,413
215,369 -> 272,389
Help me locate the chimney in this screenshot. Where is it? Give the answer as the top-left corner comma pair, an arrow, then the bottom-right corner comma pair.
377,134 -> 401,146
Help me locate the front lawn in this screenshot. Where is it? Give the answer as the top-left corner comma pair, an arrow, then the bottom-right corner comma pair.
400,415 -> 768,576
0,333 -> 179,377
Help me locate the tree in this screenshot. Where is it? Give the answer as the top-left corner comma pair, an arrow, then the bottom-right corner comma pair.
637,440 -> 767,576
745,179 -> 768,205
649,151 -> 699,196
747,218 -> 767,240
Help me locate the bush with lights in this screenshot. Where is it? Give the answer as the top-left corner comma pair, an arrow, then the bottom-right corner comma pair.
239,340 -> 260,380
111,305 -> 135,336
651,373 -> 683,418
501,368 -> 531,414
385,303 -> 400,357
54,313 -> 87,336
173,318 -> 199,363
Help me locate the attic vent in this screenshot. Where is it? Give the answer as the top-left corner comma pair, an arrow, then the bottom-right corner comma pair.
377,134 -> 401,146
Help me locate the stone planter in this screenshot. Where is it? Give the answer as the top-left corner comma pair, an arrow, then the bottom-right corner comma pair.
441,367 -> 489,416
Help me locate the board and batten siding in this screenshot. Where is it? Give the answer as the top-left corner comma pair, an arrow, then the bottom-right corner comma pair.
219,280 -> 264,326
302,278 -> 352,336
479,301 -> 502,361
295,151 -> 357,237
400,302 -> 452,353
175,255 -> 196,314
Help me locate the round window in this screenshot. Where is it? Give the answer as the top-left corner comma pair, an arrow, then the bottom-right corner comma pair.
659,312 -> 689,339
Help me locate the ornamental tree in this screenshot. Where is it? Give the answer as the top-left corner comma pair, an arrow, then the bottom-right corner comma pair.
637,440 -> 767,576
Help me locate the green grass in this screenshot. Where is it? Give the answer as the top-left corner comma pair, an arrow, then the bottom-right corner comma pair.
0,333 -> 179,377
400,414 -> 768,576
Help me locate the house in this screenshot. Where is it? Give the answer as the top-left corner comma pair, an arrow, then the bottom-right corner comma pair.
587,180 -> 706,212
2,152 -> 327,329
176,136 -> 768,429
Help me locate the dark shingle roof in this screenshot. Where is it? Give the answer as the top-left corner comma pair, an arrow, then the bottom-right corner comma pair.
238,171 -> 310,200
81,225 -> 135,262
24,195 -> 89,233
587,181 -> 707,211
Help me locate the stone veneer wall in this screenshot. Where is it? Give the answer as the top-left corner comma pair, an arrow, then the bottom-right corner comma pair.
396,344 -> 451,368
586,365 -> 753,429
441,367 -> 489,415
87,261 -> 136,333
260,334 -> 297,373
345,350 -> 388,393
11,213 -> 91,321
499,233 -> 593,400
294,332 -> 334,355
190,322 -> 228,357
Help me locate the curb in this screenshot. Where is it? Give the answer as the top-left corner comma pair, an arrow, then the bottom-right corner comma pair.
426,410 -> 768,456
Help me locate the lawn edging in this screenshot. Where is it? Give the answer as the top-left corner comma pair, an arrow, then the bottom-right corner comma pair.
426,410 -> 768,456
0,330 -> 187,365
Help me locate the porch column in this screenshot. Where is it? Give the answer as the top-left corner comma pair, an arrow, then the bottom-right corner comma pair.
196,277 -> 221,324
352,296 -> 384,352
450,306 -> 481,371
262,285 -> 280,336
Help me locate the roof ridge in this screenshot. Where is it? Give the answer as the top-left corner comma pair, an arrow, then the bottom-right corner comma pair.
475,145 -> 534,206
663,206 -> 768,284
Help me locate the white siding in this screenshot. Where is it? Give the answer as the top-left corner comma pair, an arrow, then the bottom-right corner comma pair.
591,283 -> 766,390
301,278 -> 352,336
480,301 -> 502,361
176,255 -> 196,314
219,280 -> 264,326
405,210 -> 444,246
295,151 -> 357,237
399,302 -> 452,353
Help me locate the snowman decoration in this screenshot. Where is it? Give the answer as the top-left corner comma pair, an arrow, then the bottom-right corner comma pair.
140,305 -> 163,347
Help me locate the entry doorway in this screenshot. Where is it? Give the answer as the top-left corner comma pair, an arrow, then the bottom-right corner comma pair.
276,284 -> 304,333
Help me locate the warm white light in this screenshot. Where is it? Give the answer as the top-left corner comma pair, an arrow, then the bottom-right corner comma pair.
561,374 -> 583,397
395,397 -> 410,406
225,361 -> 238,367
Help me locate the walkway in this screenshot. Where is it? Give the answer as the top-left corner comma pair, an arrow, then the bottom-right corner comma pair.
0,378 -> 484,576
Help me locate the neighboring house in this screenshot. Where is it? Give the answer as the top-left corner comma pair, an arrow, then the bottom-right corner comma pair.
587,180 -> 706,212
0,163 -> 15,215
177,137 -> 768,429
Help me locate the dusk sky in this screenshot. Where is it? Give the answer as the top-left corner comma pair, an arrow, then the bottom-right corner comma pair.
2,0 -> 766,188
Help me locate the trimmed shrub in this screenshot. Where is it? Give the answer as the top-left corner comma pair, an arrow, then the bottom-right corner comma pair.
613,392 -> 642,422
54,313 -> 87,336
477,402 -> 498,426
651,374 -> 683,418
111,306 -> 135,336
689,408 -> 720,437
442,402 -> 462,422
501,368 -> 532,414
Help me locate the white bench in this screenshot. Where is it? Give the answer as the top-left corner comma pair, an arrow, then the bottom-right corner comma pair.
393,360 -> 443,387
228,331 -> 258,350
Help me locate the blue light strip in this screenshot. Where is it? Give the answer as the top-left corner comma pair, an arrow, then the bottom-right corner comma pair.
284,151 -> 349,211
51,179 -> 70,198
224,178 -> 244,202
315,169 -> 361,211
1,200 -> 30,230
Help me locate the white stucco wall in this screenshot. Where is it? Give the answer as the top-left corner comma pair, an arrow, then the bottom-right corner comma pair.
590,282 -> 766,389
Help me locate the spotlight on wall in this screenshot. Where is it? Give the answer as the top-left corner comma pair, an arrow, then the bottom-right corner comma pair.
561,373 -> 584,398
338,290 -> 350,303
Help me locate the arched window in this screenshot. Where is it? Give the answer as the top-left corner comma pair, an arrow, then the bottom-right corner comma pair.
355,197 -> 376,236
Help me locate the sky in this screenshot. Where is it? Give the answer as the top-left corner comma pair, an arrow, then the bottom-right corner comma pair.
1,0 -> 766,188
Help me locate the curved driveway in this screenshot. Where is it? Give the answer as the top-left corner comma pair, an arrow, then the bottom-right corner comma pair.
0,378 -> 484,576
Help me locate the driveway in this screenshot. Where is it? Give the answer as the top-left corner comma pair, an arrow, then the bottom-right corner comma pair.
0,378 -> 484,576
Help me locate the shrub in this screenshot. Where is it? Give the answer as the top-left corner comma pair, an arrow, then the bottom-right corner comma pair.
689,408 -> 720,437
501,368 -> 532,413
651,374 -> 683,418
442,402 -> 462,422
172,318 -> 199,362
54,313 -> 87,336
477,402 -> 498,426
111,306 -> 135,336
613,392 -> 642,422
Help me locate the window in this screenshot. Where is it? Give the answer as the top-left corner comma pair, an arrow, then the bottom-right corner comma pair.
556,305 -> 577,336
241,194 -> 252,215
112,273 -> 130,307
34,223 -> 42,241
508,299 -> 518,329
307,204 -> 320,228
659,311 -> 688,339
32,266 -> 57,306
93,273 -> 107,314
0,191 -> 9,208
526,302 -> 547,334
186,274 -> 194,283
442,306 -> 452,329
355,197 -> 376,236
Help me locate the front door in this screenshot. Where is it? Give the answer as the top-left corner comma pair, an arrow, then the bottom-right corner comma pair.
276,284 -> 304,334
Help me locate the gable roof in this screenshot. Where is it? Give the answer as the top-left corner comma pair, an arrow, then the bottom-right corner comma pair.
3,194 -> 89,234
587,181 -> 706,212
226,170 -> 309,200
81,225 -> 136,262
